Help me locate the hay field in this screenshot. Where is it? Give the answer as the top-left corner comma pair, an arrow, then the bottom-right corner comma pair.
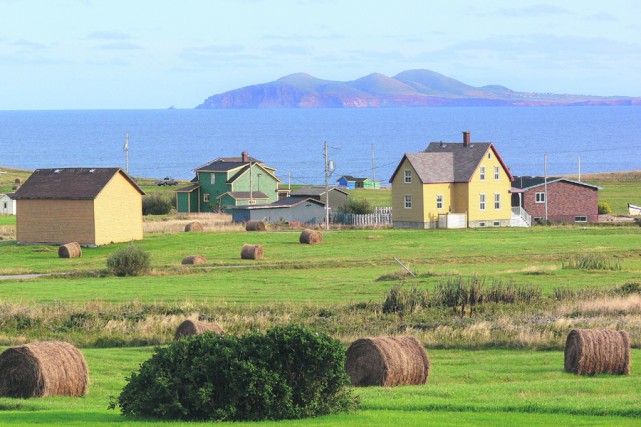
1,347 -> 641,425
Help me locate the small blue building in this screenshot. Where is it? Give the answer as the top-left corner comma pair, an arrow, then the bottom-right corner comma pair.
227,197 -> 326,225
336,175 -> 380,189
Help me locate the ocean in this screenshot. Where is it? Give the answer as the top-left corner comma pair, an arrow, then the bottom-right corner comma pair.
1,107 -> 640,184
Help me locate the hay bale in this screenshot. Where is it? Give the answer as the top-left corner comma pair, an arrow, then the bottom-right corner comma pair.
174,320 -> 224,340
564,329 -> 631,375
299,229 -> 323,245
245,220 -> 266,232
0,341 -> 89,398
11,185 -> 20,191
345,336 -> 430,387
241,244 -> 264,260
181,255 -> 207,265
14,178 -> 22,184
58,242 -> 82,258
184,221 -> 204,232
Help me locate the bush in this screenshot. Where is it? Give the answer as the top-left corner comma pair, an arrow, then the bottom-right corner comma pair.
142,192 -> 174,215
111,325 -> 358,421
106,244 -> 151,276
598,201 -> 612,215
382,284 -> 429,314
338,198 -> 374,214
562,254 -> 621,271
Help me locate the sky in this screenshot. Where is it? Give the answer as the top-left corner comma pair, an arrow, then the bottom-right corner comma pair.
1,0 -> 640,110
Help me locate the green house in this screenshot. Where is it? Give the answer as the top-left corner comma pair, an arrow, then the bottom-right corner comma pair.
176,152 -> 283,213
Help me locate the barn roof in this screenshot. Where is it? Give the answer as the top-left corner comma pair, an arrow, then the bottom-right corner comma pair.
228,197 -> 324,210
512,176 -> 602,190
13,168 -> 145,200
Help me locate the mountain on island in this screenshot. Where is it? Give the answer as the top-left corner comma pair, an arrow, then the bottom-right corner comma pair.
196,69 -> 640,109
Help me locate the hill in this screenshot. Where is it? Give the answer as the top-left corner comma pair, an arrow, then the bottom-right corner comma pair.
196,69 -> 641,109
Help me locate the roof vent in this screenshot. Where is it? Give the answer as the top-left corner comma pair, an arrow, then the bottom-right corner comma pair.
54,169 -> 61,173
89,169 -> 95,173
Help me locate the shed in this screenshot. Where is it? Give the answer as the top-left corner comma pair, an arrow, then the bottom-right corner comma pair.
289,186 -> 349,210
13,168 -> 145,246
227,197 -> 326,225
0,192 -> 16,215
337,175 -> 381,189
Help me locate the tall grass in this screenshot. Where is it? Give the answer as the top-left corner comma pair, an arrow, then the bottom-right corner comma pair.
562,254 -> 622,271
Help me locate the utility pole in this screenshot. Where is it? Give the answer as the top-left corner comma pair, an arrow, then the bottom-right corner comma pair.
544,154 -> 548,222
371,143 -> 376,181
249,161 -> 253,203
288,172 -> 291,191
124,132 -> 129,174
578,157 -> 581,182
324,141 -> 330,230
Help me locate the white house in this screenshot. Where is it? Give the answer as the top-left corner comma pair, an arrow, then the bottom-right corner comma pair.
0,193 -> 16,215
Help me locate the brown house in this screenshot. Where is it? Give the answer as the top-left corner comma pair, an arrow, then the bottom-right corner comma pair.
14,168 -> 145,246
511,176 -> 601,223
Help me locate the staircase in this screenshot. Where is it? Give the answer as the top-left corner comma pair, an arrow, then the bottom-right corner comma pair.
511,207 -> 531,227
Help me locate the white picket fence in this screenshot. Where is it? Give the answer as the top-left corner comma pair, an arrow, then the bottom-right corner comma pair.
332,207 -> 393,227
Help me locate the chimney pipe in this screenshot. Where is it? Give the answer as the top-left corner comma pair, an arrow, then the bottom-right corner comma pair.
242,151 -> 249,163
463,131 -> 470,147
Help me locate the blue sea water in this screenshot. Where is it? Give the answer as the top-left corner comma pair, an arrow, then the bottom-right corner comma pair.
0,107 -> 640,184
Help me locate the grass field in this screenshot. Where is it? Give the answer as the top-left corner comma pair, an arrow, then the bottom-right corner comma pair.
1,347 -> 640,426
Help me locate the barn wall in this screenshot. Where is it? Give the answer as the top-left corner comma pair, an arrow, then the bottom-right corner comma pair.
94,172 -> 143,245
16,199 -> 96,245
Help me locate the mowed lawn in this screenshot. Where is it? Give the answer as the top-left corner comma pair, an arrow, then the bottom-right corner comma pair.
0,347 -> 639,426
1,226 -> 641,304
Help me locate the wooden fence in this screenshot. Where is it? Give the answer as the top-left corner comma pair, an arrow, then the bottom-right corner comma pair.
332,207 -> 393,227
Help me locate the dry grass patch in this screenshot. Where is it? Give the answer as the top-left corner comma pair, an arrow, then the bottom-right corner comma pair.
143,213 -> 243,234
559,294 -> 641,316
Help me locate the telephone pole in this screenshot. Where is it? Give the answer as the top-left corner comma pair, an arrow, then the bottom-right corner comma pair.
124,132 -> 129,174
324,141 -> 330,230
544,154 -> 548,222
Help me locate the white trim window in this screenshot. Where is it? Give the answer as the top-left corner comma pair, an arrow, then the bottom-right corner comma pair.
404,169 -> 412,184
436,194 -> 443,210
494,193 -> 501,210
488,152 -> 492,159
575,216 -> 588,223
535,192 -> 545,203
479,194 -> 486,210
479,166 -> 486,181
203,194 -> 210,202
494,166 -> 500,180
404,195 -> 412,209
210,174 -> 216,185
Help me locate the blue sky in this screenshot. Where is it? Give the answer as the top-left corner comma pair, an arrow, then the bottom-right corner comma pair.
1,0 -> 640,109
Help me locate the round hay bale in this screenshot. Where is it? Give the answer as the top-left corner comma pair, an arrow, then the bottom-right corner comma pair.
174,320 -> 224,340
181,255 -> 207,265
58,242 -> 82,259
345,336 -> 430,387
299,229 -> 323,245
14,178 -> 23,184
241,244 -> 264,260
11,185 -> 20,191
184,221 -> 204,232
0,341 -> 89,398
564,329 -> 631,375
245,220 -> 266,232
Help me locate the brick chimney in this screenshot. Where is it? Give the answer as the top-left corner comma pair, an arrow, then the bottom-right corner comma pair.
463,131 -> 471,147
242,151 -> 249,163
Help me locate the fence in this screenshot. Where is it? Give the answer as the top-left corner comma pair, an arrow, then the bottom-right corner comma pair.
332,207 -> 393,227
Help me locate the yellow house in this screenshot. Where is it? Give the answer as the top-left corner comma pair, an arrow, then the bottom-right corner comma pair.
390,132 -> 515,229
14,168 -> 145,246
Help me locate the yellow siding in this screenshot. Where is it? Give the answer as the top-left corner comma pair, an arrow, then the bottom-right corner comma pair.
391,158 -> 424,223
422,183 -> 452,224
451,183 -> 469,214
466,148 -> 512,222
16,199 -> 96,244
94,172 -> 144,245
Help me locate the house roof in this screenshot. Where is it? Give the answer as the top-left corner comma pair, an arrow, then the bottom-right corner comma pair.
227,196 -> 325,210
337,175 -> 370,183
12,168 -> 145,200
290,186 -> 349,197
216,191 -> 269,200
226,163 -> 282,184
512,176 -> 602,191
176,183 -> 200,192
195,157 -> 262,172
0,192 -> 16,200
389,142 -> 514,183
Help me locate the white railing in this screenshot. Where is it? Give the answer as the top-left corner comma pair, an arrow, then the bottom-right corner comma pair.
511,207 -> 531,227
332,211 -> 393,227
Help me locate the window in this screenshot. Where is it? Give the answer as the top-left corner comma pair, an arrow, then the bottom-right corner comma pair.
436,194 -> 443,210
494,193 -> 501,210
404,195 -> 412,209
575,216 -> 588,223
535,192 -> 545,203
479,222 -> 486,227
479,194 -> 486,210
2,202 -> 6,209
404,170 -> 412,184
494,166 -> 500,180
210,174 -> 216,185
493,221 -> 501,227
479,167 -> 485,181
488,152 -> 492,159
203,194 -> 210,202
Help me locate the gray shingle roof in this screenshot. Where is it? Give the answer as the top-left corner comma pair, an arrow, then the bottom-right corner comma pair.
13,168 -> 144,200
195,157 -> 261,172
405,152 -> 454,183
176,183 -> 200,192
290,186 -> 349,197
424,142 -> 493,182
217,191 -> 269,200
512,176 -> 601,190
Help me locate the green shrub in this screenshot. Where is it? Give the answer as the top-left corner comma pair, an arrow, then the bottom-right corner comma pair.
111,325 -> 358,421
382,284 -> 428,314
142,192 -> 174,215
598,201 -> 612,215
562,254 -> 621,271
338,198 -> 374,214
106,244 -> 151,277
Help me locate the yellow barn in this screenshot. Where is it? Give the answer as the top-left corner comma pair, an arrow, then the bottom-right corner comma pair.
390,132 -> 515,229
14,168 -> 145,246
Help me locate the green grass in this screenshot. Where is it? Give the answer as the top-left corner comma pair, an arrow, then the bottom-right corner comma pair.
0,215 -> 15,226
1,347 -> 640,426
349,188 -> 391,207
593,180 -> 641,216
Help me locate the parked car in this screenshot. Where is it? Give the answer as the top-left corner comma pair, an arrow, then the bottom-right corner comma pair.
155,177 -> 178,186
